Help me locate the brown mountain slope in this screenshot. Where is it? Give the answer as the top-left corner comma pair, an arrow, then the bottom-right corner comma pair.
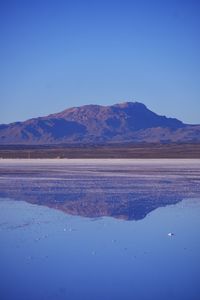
0,101 -> 199,144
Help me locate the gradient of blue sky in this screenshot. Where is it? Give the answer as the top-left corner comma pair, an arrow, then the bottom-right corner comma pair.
0,0 -> 200,124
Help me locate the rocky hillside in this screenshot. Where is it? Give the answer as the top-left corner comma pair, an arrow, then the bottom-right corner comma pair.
0,102 -> 199,144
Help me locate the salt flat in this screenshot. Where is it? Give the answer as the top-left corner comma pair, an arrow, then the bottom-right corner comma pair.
0,158 -> 200,300
0,158 -> 200,220
1,158 -> 200,164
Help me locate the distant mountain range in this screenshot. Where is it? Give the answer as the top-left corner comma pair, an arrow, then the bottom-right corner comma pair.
0,102 -> 200,144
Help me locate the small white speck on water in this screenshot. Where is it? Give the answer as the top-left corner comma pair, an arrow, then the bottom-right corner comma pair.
167,232 -> 175,237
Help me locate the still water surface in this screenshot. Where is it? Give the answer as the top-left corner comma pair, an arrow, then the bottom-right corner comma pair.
0,159 -> 200,300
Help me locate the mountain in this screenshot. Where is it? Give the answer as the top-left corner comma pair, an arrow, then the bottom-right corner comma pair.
0,101 -> 200,144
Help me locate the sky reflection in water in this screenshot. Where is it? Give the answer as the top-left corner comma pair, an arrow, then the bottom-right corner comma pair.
0,159 -> 200,300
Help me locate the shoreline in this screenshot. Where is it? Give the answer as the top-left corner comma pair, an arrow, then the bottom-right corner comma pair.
0,158 -> 200,165
0,143 -> 200,159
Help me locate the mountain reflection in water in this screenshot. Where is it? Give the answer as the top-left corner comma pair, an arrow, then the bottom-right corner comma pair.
0,159 -> 200,220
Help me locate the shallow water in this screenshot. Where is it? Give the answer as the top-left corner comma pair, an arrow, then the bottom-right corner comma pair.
0,159 -> 200,300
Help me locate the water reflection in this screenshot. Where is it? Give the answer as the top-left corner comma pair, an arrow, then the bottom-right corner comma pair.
0,159 -> 200,220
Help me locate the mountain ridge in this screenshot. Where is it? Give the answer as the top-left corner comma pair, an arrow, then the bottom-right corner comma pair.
0,101 -> 200,144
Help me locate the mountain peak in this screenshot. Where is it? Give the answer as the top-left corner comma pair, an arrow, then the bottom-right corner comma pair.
113,101 -> 146,108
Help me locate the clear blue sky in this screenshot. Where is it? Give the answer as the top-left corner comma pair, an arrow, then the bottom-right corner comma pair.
1,0 -> 200,124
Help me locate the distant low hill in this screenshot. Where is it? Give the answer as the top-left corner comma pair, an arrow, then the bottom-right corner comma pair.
0,101 -> 200,144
